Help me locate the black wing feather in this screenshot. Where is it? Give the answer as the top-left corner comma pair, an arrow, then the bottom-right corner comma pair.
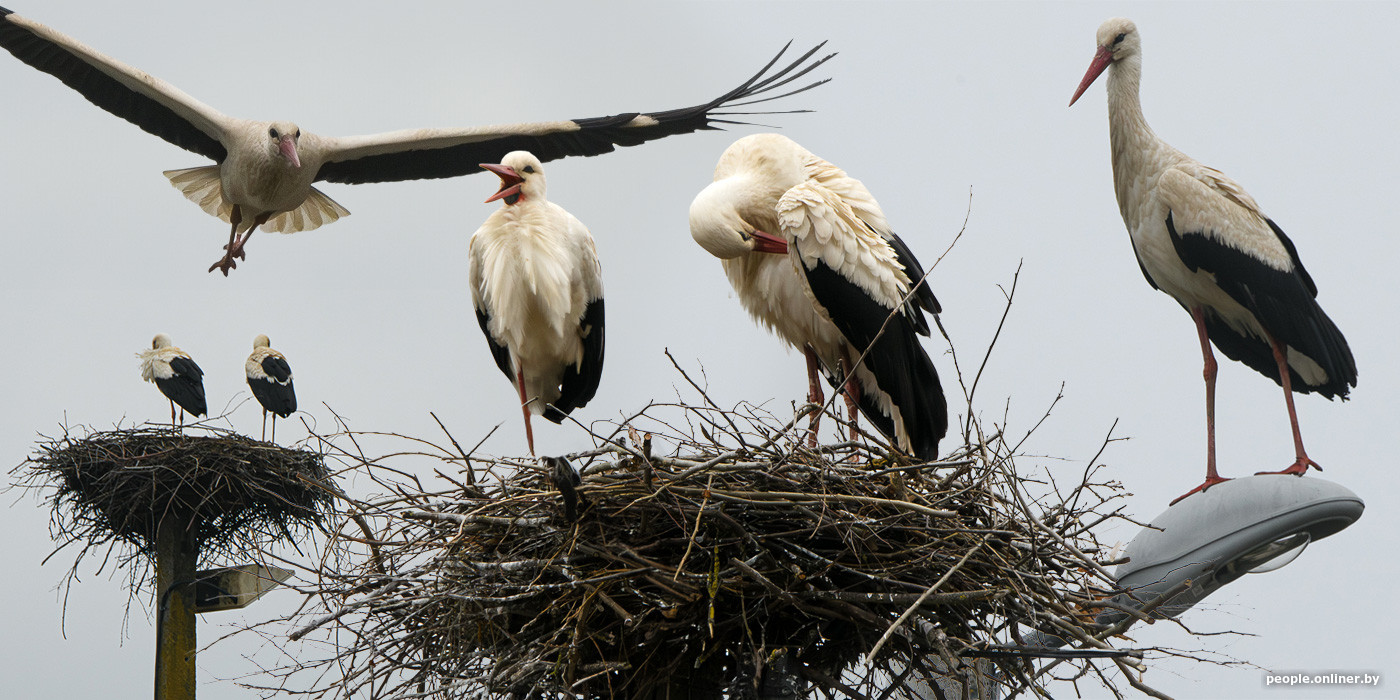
475,308 -> 515,382
249,356 -> 296,417
156,355 -> 207,417
800,256 -> 947,460
1166,212 -> 1355,398
316,43 -> 834,185
545,298 -> 605,424
0,9 -> 226,162
885,231 -> 941,335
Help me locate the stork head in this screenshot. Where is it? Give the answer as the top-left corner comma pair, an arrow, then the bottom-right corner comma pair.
480,151 -> 546,205
688,177 -> 788,260
1069,17 -> 1140,106
152,333 -> 174,350
253,334 -> 271,350
267,122 -> 302,168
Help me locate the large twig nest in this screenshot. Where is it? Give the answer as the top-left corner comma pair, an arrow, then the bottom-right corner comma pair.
15,425 -> 332,577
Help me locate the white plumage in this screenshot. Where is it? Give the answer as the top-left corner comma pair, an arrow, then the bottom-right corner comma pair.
689,134 -> 946,459
138,333 -> 206,426
469,151 -> 605,456
1071,17 -> 1356,503
246,334 -> 296,443
0,8 -> 831,274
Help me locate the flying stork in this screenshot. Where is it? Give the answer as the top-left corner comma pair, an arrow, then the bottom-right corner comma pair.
1070,18 -> 1356,503
688,133 -> 947,460
469,151 -> 604,457
246,334 -> 296,443
0,6 -> 832,274
138,333 -> 206,427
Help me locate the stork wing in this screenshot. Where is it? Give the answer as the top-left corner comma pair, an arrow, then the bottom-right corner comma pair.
779,180 -> 946,459
548,223 -> 605,422
467,235 -> 515,382
313,42 -> 835,184
1,8 -> 230,161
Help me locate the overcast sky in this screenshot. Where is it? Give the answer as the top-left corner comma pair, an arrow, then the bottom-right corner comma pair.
2,2 -> 1396,698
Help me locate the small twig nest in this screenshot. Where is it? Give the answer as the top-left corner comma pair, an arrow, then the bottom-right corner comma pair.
15,425 -> 331,577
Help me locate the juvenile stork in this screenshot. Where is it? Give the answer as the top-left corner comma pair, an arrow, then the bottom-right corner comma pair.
0,7 -> 832,274
138,333 -> 206,427
1070,18 -> 1356,503
688,134 -> 947,460
469,151 -> 604,456
246,334 -> 296,443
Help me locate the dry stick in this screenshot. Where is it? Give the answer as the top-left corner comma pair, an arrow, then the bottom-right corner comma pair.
674,473 -> 714,580
867,537 -> 986,659
429,411 -> 476,485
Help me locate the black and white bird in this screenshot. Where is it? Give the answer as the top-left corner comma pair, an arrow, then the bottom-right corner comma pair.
469,151 -> 604,457
138,333 -> 206,427
0,6 -> 832,274
688,133 -> 947,460
1070,18 -> 1356,503
246,334 -> 296,443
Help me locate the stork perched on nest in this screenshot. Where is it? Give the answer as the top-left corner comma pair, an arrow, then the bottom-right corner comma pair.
0,6 -> 832,275
138,334 -> 206,427
246,335 -> 296,443
688,134 -> 947,460
469,151 -> 605,456
1069,18 -> 1356,504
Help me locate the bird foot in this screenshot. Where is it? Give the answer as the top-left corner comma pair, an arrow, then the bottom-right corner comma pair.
1255,457 -> 1321,477
208,253 -> 237,276
1169,474 -> 1231,506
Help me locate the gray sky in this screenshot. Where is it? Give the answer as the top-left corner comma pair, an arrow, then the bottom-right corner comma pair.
2,2 -> 1395,698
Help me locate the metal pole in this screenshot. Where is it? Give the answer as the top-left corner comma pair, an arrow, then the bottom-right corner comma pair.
155,515 -> 197,700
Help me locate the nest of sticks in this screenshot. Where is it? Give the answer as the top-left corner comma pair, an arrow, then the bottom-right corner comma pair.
16,425 -> 332,579
294,395 -> 1134,699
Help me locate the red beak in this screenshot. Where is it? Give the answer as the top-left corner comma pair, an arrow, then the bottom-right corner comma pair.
480,162 -> 523,203
749,229 -> 788,255
278,135 -> 301,169
1069,45 -> 1114,107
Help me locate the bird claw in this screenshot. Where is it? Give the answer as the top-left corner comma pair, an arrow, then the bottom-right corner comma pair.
1169,474 -> 1231,506
1255,457 -> 1321,477
208,255 -> 236,276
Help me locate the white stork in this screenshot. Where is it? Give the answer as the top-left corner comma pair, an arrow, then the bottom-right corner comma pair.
0,7 -> 832,275
1070,18 -> 1356,503
469,151 -> 604,457
246,334 -> 296,443
138,333 -> 206,427
688,134 -> 947,460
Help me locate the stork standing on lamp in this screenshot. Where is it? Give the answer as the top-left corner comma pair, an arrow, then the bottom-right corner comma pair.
1069,18 -> 1356,503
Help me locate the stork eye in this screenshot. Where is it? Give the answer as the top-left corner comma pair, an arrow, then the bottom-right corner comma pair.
522,166 -> 536,174
294,129 -> 301,139
1113,32 -> 1126,45
269,127 -> 279,138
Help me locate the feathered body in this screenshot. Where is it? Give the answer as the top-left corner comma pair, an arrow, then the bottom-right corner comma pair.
246,334 -> 296,418
689,134 -> 946,459
469,151 -> 604,454
138,333 -> 206,420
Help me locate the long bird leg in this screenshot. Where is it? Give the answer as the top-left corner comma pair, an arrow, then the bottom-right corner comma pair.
1255,333 -> 1321,477
209,208 -> 244,275
1171,306 -> 1230,505
803,346 -> 824,448
839,356 -> 862,444
169,399 -> 177,427
516,367 -> 536,457
270,413 -> 277,444
228,213 -> 270,262
261,409 -> 268,442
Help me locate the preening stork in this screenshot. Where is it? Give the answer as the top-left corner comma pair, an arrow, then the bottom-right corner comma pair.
138,333 -> 206,427
469,151 -> 604,457
246,334 -> 296,443
688,134 -> 947,460
0,6 -> 833,275
1070,18 -> 1356,503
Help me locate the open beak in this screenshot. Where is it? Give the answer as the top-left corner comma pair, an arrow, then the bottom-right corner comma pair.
749,229 -> 788,255
278,135 -> 301,169
481,162 -> 524,203
1069,45 -> 1114,107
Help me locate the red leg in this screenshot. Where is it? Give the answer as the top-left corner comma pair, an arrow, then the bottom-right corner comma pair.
169,399 -> 177,427
517,367 -> 536,457
1171,307 -> 1230,505
803,346 -> 824,448
209,209 -> 243,275
229,214 -> 268,261
261,409 -> 268,442
839,356 -> 862,443
1255,333 -> 1320,477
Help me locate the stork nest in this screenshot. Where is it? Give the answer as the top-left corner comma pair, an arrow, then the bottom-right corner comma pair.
15,425 -> 332,578
292,404 -> 1131,700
